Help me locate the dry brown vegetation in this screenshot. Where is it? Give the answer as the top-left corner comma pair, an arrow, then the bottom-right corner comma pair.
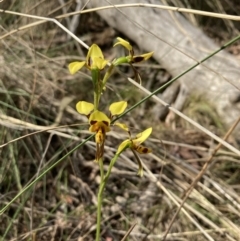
0,1 -> 240,241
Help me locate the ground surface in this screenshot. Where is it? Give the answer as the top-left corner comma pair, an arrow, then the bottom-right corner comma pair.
0,1 -> 240,241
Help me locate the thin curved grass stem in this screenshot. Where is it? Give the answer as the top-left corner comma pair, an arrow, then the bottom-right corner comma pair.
113,34 -> 240,123
0,134 -> 94,215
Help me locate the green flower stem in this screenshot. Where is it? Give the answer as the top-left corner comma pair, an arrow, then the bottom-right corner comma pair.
91,69 -> 100,110
96,157 -> 104,241
104,153 -> 120,183
96,188 -> 103,241
102,63 -> 115,87
112,56 -> 130,66
95,154 -> 120,241
93,91 -> 98,110
97,85 -> 102,108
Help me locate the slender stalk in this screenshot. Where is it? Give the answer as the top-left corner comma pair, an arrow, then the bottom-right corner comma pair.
93,91 -> 98,110
92,69 -> 100,110
95,154 -> 119,241
96,157 -> 104,241
96,187 -> 103,241
102,64 -> 115,86
104,154 -> 120,183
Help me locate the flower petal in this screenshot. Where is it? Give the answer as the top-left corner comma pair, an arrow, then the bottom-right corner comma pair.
76,101 -> 94,115
132,51 -> 154,63
114,122 -> 129,132
116,139 -> 131,155
133,127 -> 152,145
89,110 -> 111,133
89,110 -> 110,123
136,145 -> 152,154
68,61 -> 86,74
89,122 -> 110,133
95,129 -> 105,144
87,44 -> 104,67
93,57 -> 108,70
89,122 -> 99,133
113,37 -> 132,51
109,101 -> 127,116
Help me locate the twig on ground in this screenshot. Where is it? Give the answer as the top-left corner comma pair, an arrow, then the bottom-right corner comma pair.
162,117 -> 240,240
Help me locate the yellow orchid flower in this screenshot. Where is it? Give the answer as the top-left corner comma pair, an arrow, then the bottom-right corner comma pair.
113,37 -> 153,64
68,44 -> 108,74
87,44 -> 108,69
116,127 -> 152,176
75,100 -> 128,161
75,101 -> 111,143
117,127 -> 152,154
